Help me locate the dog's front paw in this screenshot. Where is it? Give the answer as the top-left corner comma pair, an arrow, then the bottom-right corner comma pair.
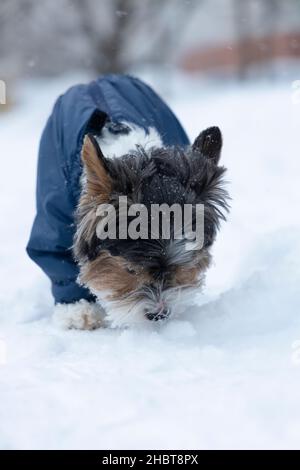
53,300 -> 105,330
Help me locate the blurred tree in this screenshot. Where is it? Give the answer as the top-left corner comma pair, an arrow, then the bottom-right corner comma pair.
1,0 -> 299,81
71,0 -> 199,74
0,0 -> 198,78
71,0 -> 134,74
233,0 -> 252,79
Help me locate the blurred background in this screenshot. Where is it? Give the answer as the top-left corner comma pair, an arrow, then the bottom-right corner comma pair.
1,0 -> 300,99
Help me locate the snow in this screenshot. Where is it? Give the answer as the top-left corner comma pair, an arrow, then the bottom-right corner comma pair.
1,75 -> 300,450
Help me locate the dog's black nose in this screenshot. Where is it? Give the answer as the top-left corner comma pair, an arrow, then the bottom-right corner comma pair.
145,308 -> 170,322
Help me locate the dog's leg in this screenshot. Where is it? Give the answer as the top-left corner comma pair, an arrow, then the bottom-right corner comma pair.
53,299 -> 105,330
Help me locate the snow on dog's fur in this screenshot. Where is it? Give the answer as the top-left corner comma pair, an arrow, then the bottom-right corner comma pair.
56,124 -> 229,329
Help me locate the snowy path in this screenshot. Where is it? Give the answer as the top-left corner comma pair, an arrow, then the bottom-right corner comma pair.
0,77 -> 300,449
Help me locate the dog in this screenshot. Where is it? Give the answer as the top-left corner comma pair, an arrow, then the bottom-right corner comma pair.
71,124 -> 228,328
27,75 -> 229,329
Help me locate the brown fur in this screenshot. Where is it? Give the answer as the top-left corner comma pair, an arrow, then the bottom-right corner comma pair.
80,249 -> 211,300
73,136 -> 114,260
81,135 -> 112,199
80,251 -> 152,300
174,251 -> 211,287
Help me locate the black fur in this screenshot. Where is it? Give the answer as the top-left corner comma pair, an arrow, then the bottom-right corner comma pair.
75,127 -> 230,280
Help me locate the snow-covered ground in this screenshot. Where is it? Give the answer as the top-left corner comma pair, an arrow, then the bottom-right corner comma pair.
0,75 -> 300,450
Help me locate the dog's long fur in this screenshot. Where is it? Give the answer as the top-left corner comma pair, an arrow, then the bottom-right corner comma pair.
72,123 -> 229,327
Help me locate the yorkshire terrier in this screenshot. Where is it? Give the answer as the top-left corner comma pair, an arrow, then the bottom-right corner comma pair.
63,124 -> 229,328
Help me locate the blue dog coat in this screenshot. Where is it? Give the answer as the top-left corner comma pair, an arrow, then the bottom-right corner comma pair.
27,75 -> 189,304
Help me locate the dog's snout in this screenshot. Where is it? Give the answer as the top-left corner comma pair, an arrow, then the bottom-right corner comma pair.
145,307 -> 170,322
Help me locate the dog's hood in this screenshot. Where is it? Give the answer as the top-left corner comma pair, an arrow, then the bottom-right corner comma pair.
27,75 -> 189,304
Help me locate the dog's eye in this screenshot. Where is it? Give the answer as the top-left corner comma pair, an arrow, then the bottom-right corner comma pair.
126,267 -> 137,275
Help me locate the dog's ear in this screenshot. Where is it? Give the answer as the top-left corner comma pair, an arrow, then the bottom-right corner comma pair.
81,134 -> 112,198
193,126 -> 222,165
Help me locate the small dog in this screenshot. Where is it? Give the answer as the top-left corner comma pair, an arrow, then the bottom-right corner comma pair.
67,124 -> 229,328
27,75 -> 229,329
